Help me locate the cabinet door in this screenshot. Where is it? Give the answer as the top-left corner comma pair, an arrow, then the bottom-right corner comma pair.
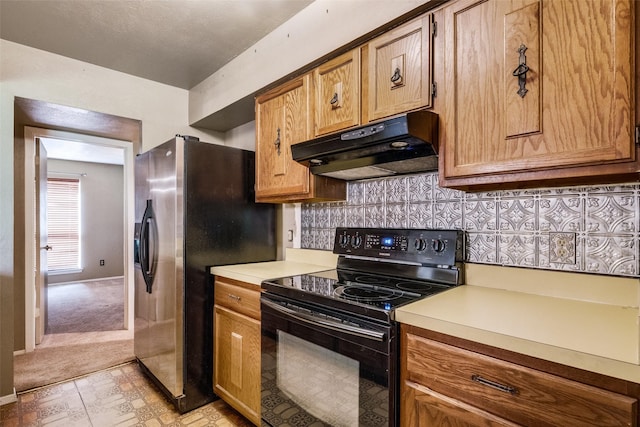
214,305 -> 261,425
441,0 -> 634,183
403,380 -> 519,427
365,13 -> 433,122
255,75 -> 311,200
313,49 -> 360,136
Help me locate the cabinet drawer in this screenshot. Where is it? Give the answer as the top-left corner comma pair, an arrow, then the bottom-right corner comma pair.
406,334 -> 637,427
214,279 -> 260,320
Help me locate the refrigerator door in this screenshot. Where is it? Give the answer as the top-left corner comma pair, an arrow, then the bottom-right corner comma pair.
134,138 -> 184,398
134,150 -> 151,371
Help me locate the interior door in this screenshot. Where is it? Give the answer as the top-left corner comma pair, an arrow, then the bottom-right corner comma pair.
35,138 -> 49,343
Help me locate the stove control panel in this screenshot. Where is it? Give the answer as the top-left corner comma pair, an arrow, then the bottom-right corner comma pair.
334,227 -> 464,266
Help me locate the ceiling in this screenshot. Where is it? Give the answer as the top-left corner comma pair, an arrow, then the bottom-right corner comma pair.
41,137 -> 124,166
0,0 -> 314,90
2,0 -> 313,163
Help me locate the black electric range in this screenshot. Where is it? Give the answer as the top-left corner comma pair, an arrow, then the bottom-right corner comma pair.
260,227 -> 465,427
262,227 -> 465,323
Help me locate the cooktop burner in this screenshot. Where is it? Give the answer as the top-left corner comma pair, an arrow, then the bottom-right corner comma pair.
263,269 -> 451,320
334,283 -> 413,302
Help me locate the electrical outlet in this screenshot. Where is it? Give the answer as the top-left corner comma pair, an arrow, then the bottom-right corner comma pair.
100,259 -> 105,266
549,232 -> 576,264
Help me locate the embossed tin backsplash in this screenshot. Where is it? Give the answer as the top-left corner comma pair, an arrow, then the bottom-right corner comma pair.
301,172 -> 639,277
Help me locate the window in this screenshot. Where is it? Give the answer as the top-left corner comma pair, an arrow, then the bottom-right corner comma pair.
47,178 -> 81,272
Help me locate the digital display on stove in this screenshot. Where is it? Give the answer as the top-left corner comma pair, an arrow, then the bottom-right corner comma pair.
365,234 -> 408,251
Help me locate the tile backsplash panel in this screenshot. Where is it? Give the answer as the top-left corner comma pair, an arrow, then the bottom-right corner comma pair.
301,172 -> 639,277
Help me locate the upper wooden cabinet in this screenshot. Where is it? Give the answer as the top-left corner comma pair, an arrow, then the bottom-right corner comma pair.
438,0 -> 636,190
255,74 -> 346,203
313,49 -> 361,136
363,13 -> 434,123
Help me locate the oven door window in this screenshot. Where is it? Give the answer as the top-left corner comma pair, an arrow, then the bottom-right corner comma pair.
277,331 -> 360,426
261,297 -> 392,427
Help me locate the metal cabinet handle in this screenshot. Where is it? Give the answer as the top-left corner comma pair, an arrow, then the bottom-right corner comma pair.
42,245 -> 53,251
228,294 -> 241,302
274,128 -> 281,156
330,92 -> 339,105
471,374 -> 518,395
390,67 -> 402,84
512,44 -> 529,98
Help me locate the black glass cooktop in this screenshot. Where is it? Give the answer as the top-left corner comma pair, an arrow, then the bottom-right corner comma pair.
262,269 -> 452,318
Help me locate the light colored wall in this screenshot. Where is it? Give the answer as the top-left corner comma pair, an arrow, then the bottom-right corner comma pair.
0,39 -> 228,399
224,121 -> 256,152
47,159 -> 124,284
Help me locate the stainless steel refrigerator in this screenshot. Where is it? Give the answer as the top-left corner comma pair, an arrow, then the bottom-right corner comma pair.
133,135 -> 275,413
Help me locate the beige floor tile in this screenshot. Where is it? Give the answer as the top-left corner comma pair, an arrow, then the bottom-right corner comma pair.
2,362 -> 255,427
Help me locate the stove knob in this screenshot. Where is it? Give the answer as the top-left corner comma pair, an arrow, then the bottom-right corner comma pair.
339,234 -> 350,247
414,238 -> 427,251
432,239 -> 447,253
352,235 -> 363,248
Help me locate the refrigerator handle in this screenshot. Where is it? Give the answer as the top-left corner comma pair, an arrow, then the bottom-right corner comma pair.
140,199 -> 157,293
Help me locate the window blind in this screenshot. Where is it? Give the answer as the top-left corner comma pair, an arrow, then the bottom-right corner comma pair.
47,178 -> 80,271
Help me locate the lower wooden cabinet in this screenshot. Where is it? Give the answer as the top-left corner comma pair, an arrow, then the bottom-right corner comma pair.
403,380 -> 518,427
214,276 -> 261,426
401,325 -> 639,427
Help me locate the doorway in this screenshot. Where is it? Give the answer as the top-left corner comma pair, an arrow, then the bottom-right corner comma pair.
23,127 -> 135,352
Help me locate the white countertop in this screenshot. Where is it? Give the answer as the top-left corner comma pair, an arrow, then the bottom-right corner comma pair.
210,248 -> 337,285
396,264 -> 640,383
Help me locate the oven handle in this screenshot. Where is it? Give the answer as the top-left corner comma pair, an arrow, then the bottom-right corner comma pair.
262,298 -> 386,342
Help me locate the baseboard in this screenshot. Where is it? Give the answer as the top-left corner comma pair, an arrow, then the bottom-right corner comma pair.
0,389 -> 17,406
13,349 -> 26,356
49,276 -> 125,286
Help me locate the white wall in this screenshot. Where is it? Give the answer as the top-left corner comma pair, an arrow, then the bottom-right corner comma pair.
224,121 -> 256,152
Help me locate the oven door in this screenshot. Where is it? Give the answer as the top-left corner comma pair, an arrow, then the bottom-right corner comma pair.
261,293 -> 397,427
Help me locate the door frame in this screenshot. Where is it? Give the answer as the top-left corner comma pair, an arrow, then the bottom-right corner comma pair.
23,126 -> 135,352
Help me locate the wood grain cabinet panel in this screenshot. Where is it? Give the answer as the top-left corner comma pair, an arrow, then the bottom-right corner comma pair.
213,277 -> 261,426
438,0 -> 636,190
313,49 -> 361,136
401,326 -> 638,427
215,279 -> 261,320
403,380 -> 518,427
255,74 -> 345,203
364,13 -> 433,122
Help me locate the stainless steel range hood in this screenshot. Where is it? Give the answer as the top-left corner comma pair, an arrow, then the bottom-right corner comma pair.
291,110 -> 439,180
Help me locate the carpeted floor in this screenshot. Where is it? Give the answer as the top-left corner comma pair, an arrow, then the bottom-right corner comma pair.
13,330 -> 135,392
14,278 -> 134,392
47,278 -> 124,333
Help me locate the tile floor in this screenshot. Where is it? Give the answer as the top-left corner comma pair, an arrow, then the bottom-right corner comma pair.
1,362 -> 254,427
